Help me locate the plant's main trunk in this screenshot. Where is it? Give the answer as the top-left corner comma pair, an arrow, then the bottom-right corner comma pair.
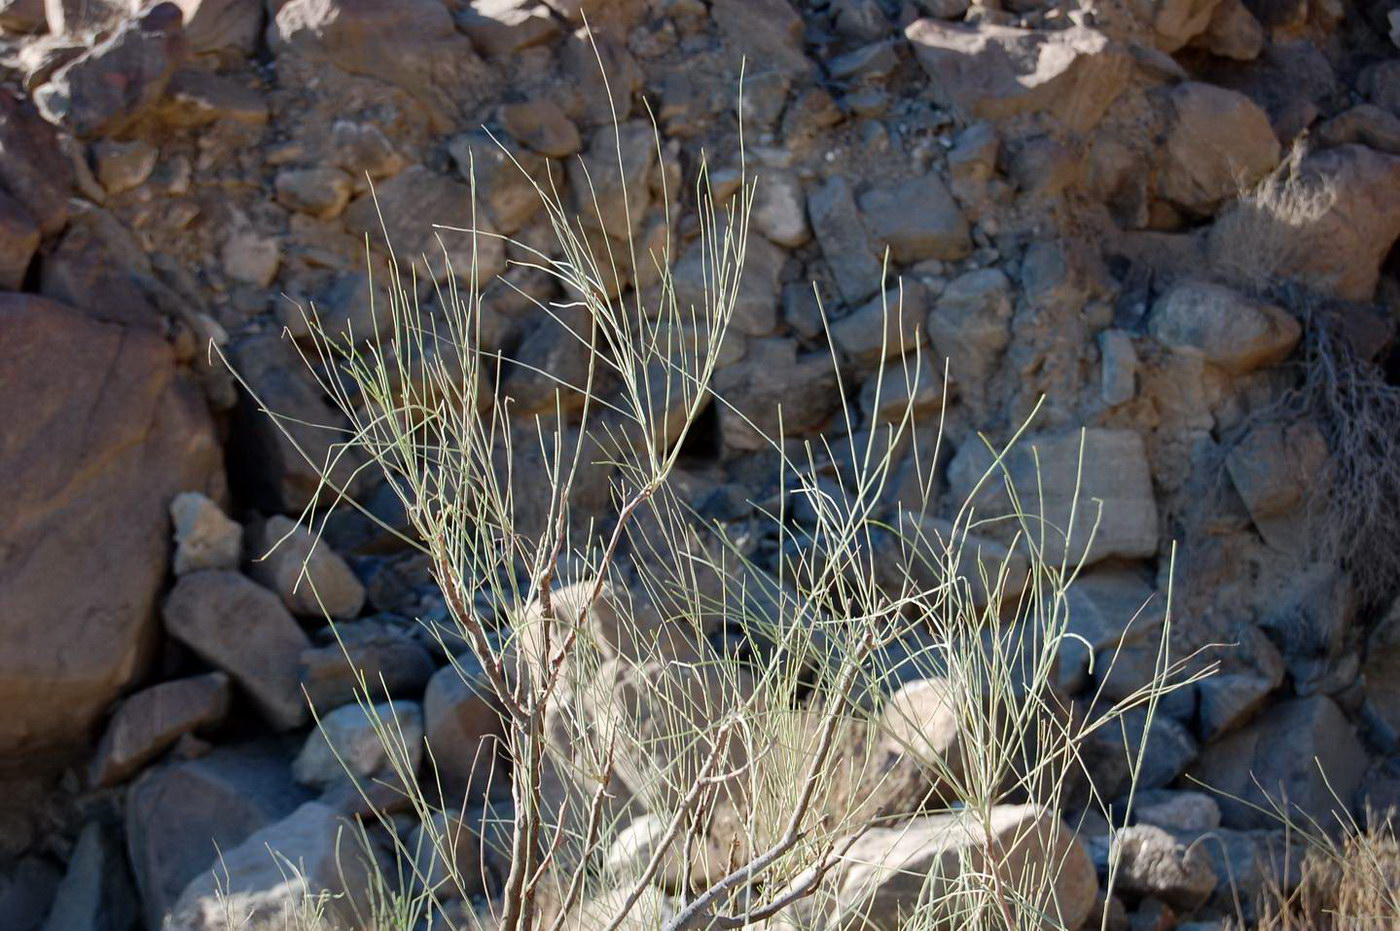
499,706 -> 547,931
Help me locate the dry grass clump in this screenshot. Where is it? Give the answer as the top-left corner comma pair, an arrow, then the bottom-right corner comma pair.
1249,812 -> 1400,930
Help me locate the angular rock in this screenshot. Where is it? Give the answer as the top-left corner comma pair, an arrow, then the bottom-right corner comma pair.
34,4 -> 189,137
227,331 -> 366,513
160,69 -> 268,128
1199,0 -> 1263,60
926,268 -> 1013,388
950,428 -> 1158,566
1134,789 -> 1222,834
220,228 -> 279,287
162,0 -> 263,57
859,173 -> 971,263
92,138 -> 159,195
0,90 -> 72,235
673,233 -> 784,337
1110,825 -> 1216,911
91,672 -> 230,787
1084,708 -> 1197,798
1057,569 -> 1164,693
751,169 -> 810,248
500,98 -> 580,157
1316,104 -> 1400,156
126,744 -> 311,929
248,515 -> 366,620
776,805 -> 1097,930
566,121 -> 655,241
447,129 -> 551,235
1224,420 -> 1328,553
168,802 -> 380,931
163,571 -> 313,730
831,282 -> 928,372
1158,83 -> 1279,215
299,617 -> 435,711
1210,144 -> 1400,302
906,20 -> 1130,134
274,167 -> 352,219
1191,696 -> 1367,831
329,119 -> 406,179
293,700 -> 422,791
711,0 -> 812,80
0,190 -> 37,291
875,677 -> 966,804
1364,598 -> 1400,742
170,492 -> 242,575
1150,0 -> 1225,51
859,353 -> 945,423
459,0 -> 560,58
40,202 -> 169,329
423,656 -> 508,801
0,296 -> 222,760
1148,281 -> 1299,375
39,820 -> 139,931
714,338 -> 843,450
808,176 -> 884,305
345,165 -> 506,283
269,0 -> 498,129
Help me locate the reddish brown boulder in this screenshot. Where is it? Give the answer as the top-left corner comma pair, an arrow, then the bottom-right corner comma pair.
0,295 -> 223,763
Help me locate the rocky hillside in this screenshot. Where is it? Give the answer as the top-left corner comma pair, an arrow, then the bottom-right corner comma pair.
1,0 -> 1399,928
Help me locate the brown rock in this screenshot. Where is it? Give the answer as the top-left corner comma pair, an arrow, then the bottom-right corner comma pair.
247,515 -> 365,620
163,572 -> 313,730
1148,280 -> 1299,375
0,190 -> 37,291
0,296 -> 222,762
0,90 -> 73,235
299,617 -> 434,710
906,20 -> 1130,134
459,0 -> 560,57
859,173 -> 971,263
423,656 -> 509,801
91,673 -> 230,787
40,201 -> 164,329
1158,83 -> 1279,215
501,98 -> 582,158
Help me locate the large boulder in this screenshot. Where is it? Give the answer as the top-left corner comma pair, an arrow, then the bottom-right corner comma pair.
772,805 -> 1097,930
0,296 -> 222,762
1190,696 -> 1367,831
906,20 -> 1130,134
1157,83 -> 1280,215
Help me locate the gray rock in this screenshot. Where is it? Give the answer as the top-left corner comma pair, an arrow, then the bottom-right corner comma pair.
858,173 -> 971,263
1199,0 -> 1263,60
220,228 -> 279,288
447,128 -> 551,235
1111,824 -> 1217,911
1149,281 -> 1299,376
163,571 -> 313,730
329,120 -> 406,179
711,0 -> 812,81
1082,708 -> 1196,800
39,821 -> 138,931
91,672 -> 230,787
831,282 -> 929,371
0,90 -> 73,235
906,19 -> 1130,134
1134,789 -> 1222,834
126,744 -> 311,930
1224,420 -> 1327,553
274,167 -> 352,219
1058,569 -> 1164,694
566,121 -> 655,241
170,492 -> 242,575
1191,696 -> 1368,831
300,617 -> 435,711
808,176 -> 884,305
673,232 -> 785,337
859,353 -> 945,423
1317,104 -> 1400,156
293,700 -> 422,791
423,657 -> 508,802
713,338 -> 842,451
0,857 -> 60,931
34,5 -> 188,138
247,515 -> 365,620
168,802 -> 381,931
926,268 -> 1013,388
1196,625 -> 1285,741
1364,597 -> 1400,743
751,169 -> 810,248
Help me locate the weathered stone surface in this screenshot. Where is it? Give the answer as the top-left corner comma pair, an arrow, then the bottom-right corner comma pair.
247,515 -> 365,620
269,0 -> 498,127
1317,104 -> 1400,155
500,98 -> 580,157
162,0 -> 262,56
1363,598 -> 1400,743
126,744 -> 311,930
875,677 -> 965,804
34,4 -> 188,138
344,165 -> 506,282
566,120 -> 655,240
1057,569 -> 1163,693
0,296 -> 222,761
163,572 -> 313,730
1198,0 -> 1263,60
1224,421 -> 1328,553
1110,825 -> 1216,911
926,268 -> 1013,388
92,138 -> 158,195
711,0 -> 811,80
274,166 -> 352,218
775,805 -> 1097,930
831,282 -> 928,371
227,331 -> 366,513
714,338 -> 842,450
168,802 -> 380,931
673,232 -> 785,337
859,353 -> 945,423
459,0 -> 561,58
1191,696 -> 1367,830
39,820 -> 139,931
1134,789 -> 1222,834
751,168 -> 810,248
170,492 -> 242,575
299,617 -> 434,710
91,673 -> 230,787
447,128 -> 551,235
40,201 -> 165,329
1150,0 -> 1224,51
859,173 -> 971,263
1158,83 -> 1279,215
160,69 -> 268,128
1148,280 -> 1299,375
424,656 -> 508,801
809,176 -> 884,305
0,190 -> 37,290
906,20 -> 1130,134
950,428 -> 1158,566
293,700 -> 422,790
0,90 -> 71,235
